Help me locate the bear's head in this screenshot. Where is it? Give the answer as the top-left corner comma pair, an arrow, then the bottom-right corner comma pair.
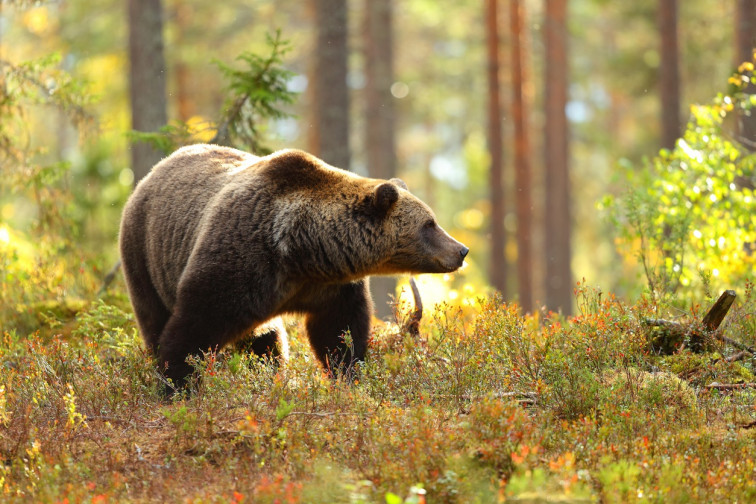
371,178 -> 468,275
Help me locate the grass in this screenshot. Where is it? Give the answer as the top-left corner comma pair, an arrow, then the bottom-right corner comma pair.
2,279 -> 756,503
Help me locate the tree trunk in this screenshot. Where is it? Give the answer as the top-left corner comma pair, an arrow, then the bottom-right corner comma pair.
365,0 -> 398,320
306,0 -> 321,158
128,0 -> 168,185
658,0 -> 680,150
174,3 -> 193,122
736,0 -> 756,65
510,0 -> 533,313
735,0 -> 756,150
543,0 -> 572,315
486,0 -> 507,297
312,0 -> 350,169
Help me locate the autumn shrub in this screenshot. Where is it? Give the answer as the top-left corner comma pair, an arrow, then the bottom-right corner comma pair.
4,288 -> 756,502
466,397 -> 535,475
598,369 -> 700,432
536,283 -> 649,420
473,297 -> 544,397
363,299 -> 515,410
350,405 -> 457,491
0,54 -> 127,339
504,464 -> 594,503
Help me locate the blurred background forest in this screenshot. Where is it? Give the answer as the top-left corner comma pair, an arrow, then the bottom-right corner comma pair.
1,0 -> 754,325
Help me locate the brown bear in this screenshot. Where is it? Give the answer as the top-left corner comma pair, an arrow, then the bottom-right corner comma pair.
119,144 -> 468,387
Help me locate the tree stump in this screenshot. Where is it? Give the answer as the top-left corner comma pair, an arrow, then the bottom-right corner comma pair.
645,290 -> 737,354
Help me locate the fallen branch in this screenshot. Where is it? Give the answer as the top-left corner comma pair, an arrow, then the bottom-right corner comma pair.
714,332 -> 756,355
705,382 -> 756,391
432,391 -> 537,406
286,411 -> 356,418
726,351 -> 749,363
644,318 -> 683,329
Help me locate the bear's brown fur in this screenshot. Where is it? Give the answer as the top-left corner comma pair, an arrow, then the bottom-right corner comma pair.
119,144 -> 468,386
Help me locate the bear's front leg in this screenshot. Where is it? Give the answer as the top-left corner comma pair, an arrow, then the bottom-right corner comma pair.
157,301 -> 254,390
234,317 -> 290,362
305,280 -> 372,378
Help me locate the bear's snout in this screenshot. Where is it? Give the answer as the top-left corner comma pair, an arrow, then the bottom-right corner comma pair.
450,243 -> 469,270
437,239 -> 468,273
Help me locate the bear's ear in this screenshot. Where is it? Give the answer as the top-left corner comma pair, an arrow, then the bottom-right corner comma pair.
389,178 -> 409,191
374,182 -> 400,215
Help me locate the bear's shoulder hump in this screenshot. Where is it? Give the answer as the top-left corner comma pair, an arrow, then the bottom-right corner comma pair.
259,149 -> 348,189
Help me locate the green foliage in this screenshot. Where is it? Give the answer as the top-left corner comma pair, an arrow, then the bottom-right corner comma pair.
1,54 -> 93,237
0,54 -> 93,169
127,120 -> 201,156
606,61 -> 756,303
213,30 -> 297,153
0,52 -> 109,334
131,30 -> 297,155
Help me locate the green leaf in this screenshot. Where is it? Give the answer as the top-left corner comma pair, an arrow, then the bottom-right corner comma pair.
385,493 -> 403,504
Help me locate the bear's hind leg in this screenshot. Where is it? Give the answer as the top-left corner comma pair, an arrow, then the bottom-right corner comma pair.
129,283 -> 171,355
235,317 -> 290,362
304,280 -> 372,377
120,257 -> 171,356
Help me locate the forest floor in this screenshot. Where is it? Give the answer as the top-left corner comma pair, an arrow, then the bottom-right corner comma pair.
2,280 -> 756,503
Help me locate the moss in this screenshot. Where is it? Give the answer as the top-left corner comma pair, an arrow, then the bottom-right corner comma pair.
601,368 -> 698,422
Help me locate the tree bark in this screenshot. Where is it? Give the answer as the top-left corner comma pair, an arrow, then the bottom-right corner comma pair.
544,0 -> 572,315
365,0 -> 398,320
658,0 -> 681,150
510,0 -> 533,313
486,0 -> 507,297
312,0 -> 350,169
128,0 -> 168,185
735,0 -> 756,150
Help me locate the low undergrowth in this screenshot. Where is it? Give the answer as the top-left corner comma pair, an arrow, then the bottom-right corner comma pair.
2,281 -> 756,503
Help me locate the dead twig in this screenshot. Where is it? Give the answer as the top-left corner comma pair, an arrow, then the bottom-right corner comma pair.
97,259 -> 122,296
406,277 -> 423,337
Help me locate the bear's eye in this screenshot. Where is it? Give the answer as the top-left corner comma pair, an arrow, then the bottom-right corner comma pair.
424,219 -> 436,229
